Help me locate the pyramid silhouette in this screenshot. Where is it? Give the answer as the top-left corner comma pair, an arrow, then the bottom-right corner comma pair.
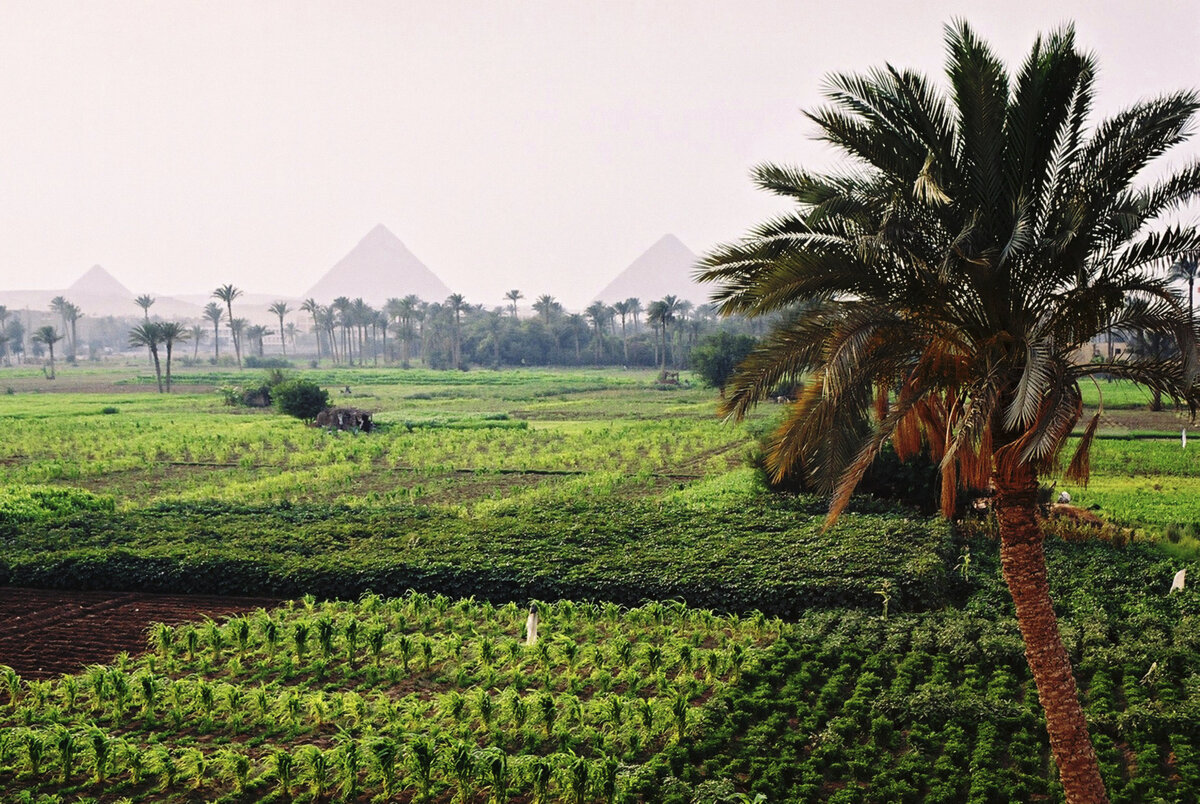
591,235 -> 708,305
303,225 -> 453,305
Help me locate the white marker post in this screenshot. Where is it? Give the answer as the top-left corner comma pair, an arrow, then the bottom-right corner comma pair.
1183,428 -> 1188,450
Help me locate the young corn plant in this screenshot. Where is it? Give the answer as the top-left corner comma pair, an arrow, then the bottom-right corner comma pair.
89,729 -> 111,785
447,740 -> 475,804
482,748 -> 510,804
527,756 -> 554,804
303,745 -> 331,801
369,737 -> 400,799
273,749 -> 296,799
54,727 -> 76,784
367,625 -> 386,667
407,736 -> 437,802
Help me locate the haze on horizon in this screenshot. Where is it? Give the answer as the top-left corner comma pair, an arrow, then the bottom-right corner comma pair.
0,1 -> 1197,309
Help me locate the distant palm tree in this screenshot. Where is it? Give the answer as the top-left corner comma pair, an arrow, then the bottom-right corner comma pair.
244,324 -> 272,357
268,301 -> 292,356
504,289 -> 523,319
533,295 -> 557,325
128,322 -> 163,391
1170,256 -> 1200,322
50,296 -> 71,354
32,325 -> 64,379
446,293 -> 468,368
228,318 -> 247,364
203,302 -> 224,362
0,306 -> 8,365
212,285 -> 243,367
134,294 -> 155,320
332,297 -> 352,364
612,300 -> 632,364
585,301 -> 608,363
62,301 -> 81,362
625,298 -> 642,334
300,298 -> 323,362
189,324 -> 206,360
157,322 -> 189,392
647,301 -> 667,370
284,322 -> 298,353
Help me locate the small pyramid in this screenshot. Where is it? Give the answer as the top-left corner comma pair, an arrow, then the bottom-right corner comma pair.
303,225 -> 453,305
591,235 -> 708,305
67,265 -> 134,299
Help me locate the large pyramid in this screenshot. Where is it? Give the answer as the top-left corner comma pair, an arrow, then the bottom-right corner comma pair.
303,225 -> 453,305
67,265 -> 133,299
591,234 -> 708,305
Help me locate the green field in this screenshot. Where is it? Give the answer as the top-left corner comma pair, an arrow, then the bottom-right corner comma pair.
2,366 -> 1199,802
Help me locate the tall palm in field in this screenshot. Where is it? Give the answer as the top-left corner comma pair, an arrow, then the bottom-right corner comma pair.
533,294 -> 557,325
157,322 -> 189,392
446,293 -> 468,368
585,301 -> 608,363
127,322 -> 164,392
203,303 -> 224,362
134,294 -> 155,320
612,300 -> 632,364
32,325 -> 64,379
0,306 -> 8,364
701,22 -> 1200,803
625,297 -> 642,334
212,285 -> 243,367
300,298 -> 323,362
62,302 -> 81,362
504,289 -> 523,318
189,324 -> 206,360
268,301 -> 292,356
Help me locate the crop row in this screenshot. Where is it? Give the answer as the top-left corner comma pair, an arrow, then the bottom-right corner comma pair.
0,595 -> 773,803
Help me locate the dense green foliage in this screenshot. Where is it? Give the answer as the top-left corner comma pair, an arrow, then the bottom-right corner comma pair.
644,538 -> 1200,804
689,333 -> 758,393
272,378 -> 329,421
1,496 -> 956,616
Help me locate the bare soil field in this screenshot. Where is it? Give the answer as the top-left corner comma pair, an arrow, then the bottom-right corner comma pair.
0,587 -> 278,679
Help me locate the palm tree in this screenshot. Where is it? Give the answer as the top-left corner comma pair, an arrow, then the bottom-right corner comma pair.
212,285 -> 243,367
300,298 -> 323,362
157,322 -> 189,393
127,322 -> 163,392
700,22 -> 1200,803
585,301 -> 608,363
625,297 -> 642,334
50,296 -> 72,356
203,303 -> 224,362
32,325 -> 64,379
228,318 -> 247,364
504,289 -> 523,318
268,301 -> 292,356
62,302 -> 81,363
134,295 -> 155,320
0,305 -> 8,365
189,324 -> 206,360
1170,256 -> 1200,323
332,297 -> 352,364
646,300 -> 668,371
612,300 -> 632,364
533,294 -> 557,325
446,293 -> 468,369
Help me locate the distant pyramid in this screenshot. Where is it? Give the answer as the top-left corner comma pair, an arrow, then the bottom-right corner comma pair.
591,234 -> 708,305
303,225 -> 453,305
67,265 -> 133,299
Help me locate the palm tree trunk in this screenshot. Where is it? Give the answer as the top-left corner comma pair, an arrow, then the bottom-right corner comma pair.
150,348 -> 163,393
993,470 -> 1109,804
165,342 -> 173,393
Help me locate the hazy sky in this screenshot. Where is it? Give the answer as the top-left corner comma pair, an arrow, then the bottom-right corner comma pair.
0,1 -> 1197,308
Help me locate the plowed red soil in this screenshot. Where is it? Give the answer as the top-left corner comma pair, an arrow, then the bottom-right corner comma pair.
0,587 -> 280,679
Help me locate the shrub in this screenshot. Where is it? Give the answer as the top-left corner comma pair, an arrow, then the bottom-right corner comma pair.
690,332 -> 758,394
244,356 -> 293,369
273,379 -> 329,422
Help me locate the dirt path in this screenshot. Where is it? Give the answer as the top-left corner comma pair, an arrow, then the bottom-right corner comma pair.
0,587 -> 280,679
